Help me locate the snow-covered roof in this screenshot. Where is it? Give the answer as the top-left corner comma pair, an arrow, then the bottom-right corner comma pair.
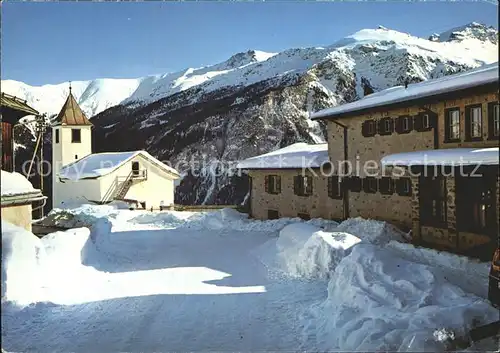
1,171 -> 41,197
58,151 -> 180,181
381,147 -> 499,167
237,143 -> 329,170
311,64 -> 499,120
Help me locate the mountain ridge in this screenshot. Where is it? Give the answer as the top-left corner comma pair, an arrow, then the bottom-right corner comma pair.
2,22 -> 497,119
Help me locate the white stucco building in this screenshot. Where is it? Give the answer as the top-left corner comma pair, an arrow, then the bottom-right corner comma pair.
52,88 -> 180,209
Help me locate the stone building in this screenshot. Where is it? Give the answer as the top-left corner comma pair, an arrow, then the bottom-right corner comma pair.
310,64 -> 499,259
240,64 -> 499,259
237,143 -> 343,221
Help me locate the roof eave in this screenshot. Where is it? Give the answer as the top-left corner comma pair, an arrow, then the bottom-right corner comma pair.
311,81 -> 498,121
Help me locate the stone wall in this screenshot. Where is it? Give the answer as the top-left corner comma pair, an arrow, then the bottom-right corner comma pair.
346,187 -> 412,229
248,169 -> 343,220
324,89 -> 499,253
408,173 -> 497,256
438,91 -> 499,148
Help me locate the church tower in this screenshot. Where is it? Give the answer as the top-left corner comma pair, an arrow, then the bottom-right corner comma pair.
52,84 -> 93,205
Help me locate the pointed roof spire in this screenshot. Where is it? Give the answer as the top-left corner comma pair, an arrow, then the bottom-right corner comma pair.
54,86 -> 93,126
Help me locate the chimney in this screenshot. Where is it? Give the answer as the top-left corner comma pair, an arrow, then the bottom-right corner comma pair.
404,78 -> 409,89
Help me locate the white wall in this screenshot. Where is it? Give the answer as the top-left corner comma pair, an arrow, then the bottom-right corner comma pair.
53,152 -> 177,208
52,125 -> 93,206
53,178 -> 103,207
100,154 -> 177,208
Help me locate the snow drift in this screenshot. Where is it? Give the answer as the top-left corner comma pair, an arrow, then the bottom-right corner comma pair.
307,243 -> 498,352
1,221 -> 46,305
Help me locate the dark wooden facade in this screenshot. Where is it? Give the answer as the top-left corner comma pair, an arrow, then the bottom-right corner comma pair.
1,122 -> 14,172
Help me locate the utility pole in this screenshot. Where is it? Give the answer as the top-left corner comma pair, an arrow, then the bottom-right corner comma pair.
32,114 -> 49,219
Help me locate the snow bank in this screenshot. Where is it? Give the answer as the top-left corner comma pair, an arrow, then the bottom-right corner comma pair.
385,241 -> 491,298
130,207 -> 338,233
334,217 -> 405,245
276,223 -> 362,279
42,201 -> 134,228
1,221 -> 46,305
308,244 -> 498,352
0,171 -> 38,196
263,217 -> 403,279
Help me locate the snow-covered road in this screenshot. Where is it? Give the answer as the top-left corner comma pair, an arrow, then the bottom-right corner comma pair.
2,221 -> 326,352
2,205 -> 497,352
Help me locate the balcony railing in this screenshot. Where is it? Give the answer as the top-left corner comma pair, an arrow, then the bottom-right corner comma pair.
131,169 -> 148,179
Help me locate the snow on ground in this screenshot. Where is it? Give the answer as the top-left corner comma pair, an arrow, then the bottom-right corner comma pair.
2,204 -> 497,352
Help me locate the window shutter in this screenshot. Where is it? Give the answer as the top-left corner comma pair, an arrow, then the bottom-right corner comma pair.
377,120 -> 384,135
363,178 -> 370,193
327,177 -> 333,197
487,102 -> 494,138
413,114 -> 423,132
276,176 -> 281,193
465,106 -> 471,140
379,177 -> 394,195
395,116 -> 403,134
265,176 -> 269,193
350,177 -> 362,192
428,112 -> 437,129
293,176 -> 299,195
395,178 -> 412,196
306,177 -> 313,195
361,121 -> 368,137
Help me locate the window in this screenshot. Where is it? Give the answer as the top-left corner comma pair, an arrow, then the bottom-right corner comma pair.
327,176 -> 342,199
297,213 -> 311,221
55,129 -> 59,144
363,177 -> 378,193
362,120 -> 376,137
420,174 -> 447,227
395,115 -> 412,134
395,177 -> 412,196
294,175 -> 313,196
403,117 -> 409,131
488,102 -> 499,139
456,173 -> 496,234
132,161 -> 140,176
414,112 -> 434,132
265,175 -> 281,194
378,177 -> 394,195
268,210 -> 279,220
445,108 -> 460,142
71,128 -> 81,143
378,117 -> 393,136
422,114 -> 430,129
465,105 -> 483,140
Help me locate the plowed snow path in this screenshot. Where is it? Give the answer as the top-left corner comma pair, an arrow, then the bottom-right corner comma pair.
2,227 -> 326,352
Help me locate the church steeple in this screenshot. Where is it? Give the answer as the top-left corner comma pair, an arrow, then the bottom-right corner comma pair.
53,84 -> 93,126
52,83 -> 93,207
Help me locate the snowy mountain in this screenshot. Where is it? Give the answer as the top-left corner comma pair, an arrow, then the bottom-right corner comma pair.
4,22 -> 498,208
432,22 -> 498,44
2,78 -> 141,118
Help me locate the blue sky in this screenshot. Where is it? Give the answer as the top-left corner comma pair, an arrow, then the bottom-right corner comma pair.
2,1 -> 498,85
